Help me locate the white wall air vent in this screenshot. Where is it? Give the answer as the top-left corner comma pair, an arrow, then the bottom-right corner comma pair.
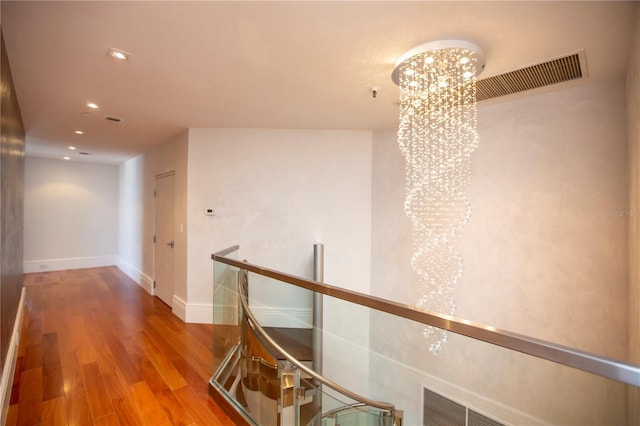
423,388 -> 466,425
476,50 -> 586,101
423,387 -> 505,426
104,115 -> 124,123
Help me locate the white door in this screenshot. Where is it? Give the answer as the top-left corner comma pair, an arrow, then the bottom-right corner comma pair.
154,172 -> 175,307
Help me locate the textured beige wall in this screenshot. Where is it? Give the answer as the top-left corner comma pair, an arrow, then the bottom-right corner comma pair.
462,78 -> 628,359
370,79 -> 629,425
627,5 -> 640,425
0,30 -> 25,372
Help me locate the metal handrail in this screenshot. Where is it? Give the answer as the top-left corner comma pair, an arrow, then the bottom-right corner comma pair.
212,246 -> 640,387
236,268 -> 396,415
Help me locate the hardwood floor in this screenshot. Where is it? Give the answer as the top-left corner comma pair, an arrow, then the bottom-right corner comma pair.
6,267 -> 234,426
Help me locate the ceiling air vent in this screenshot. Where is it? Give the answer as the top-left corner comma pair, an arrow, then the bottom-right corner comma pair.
104,115 -> 124,123
476,50 -> 586,101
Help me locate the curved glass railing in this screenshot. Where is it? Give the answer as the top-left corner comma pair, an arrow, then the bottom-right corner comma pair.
210,246 -> 398,425
210,245 -> 640,426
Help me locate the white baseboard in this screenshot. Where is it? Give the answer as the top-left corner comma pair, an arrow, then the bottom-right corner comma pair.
171,298 -> 226,325
172,295 -> 187,321
116,257 -> 154,295
24,255 -> 117,274
213,304 -> 238,325
171,299 -> 312,327
183,300 -> 213,324
1,287 -> 26,425
250,306 -> 312,328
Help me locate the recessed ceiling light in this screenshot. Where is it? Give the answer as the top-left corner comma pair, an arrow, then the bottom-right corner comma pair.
68,146 -> 76,150
87,102 -> 99,109
63,156 -> 71,160
107,47 -> 132,61
74,130 -> 84,135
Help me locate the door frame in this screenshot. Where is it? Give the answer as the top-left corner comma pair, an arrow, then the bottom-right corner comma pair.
153,171 -> 175,303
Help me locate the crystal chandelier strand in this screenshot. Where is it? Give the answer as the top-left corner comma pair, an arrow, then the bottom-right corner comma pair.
395,43 -> 481,354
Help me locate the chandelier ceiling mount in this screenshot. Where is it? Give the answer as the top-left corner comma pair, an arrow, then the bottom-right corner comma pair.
391,39 -> 485,85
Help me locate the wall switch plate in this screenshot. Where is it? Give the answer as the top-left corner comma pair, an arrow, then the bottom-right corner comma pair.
205,208 -> 217,216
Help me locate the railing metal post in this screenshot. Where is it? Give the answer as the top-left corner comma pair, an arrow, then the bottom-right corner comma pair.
313,243 -> 324,376
313,244 -> 324,425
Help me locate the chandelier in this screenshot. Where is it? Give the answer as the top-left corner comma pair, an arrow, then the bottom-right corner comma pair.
392,40 -> 484,353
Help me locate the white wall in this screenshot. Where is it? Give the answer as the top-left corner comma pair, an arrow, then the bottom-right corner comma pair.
24,157 -> 119,272
186,128 -> 372,303
118,155 -> 144,281
370,79 -> 629,425
117,131 -> 188,300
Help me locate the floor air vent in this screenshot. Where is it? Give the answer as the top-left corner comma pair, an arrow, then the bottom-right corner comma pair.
423,387 -> 505,426
476,51 -> 585,101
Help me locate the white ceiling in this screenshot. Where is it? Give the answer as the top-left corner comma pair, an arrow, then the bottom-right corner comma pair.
1,1 -> 637,164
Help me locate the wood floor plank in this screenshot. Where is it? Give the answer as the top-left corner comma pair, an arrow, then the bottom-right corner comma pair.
6,403 -> 18,426
59,349 -> 84,398
42,332 -> 64,401
174,385 -> 233,426
42,396 -> 68,426
16,310 -> 29,358
65,381 -> 93,426
56,313 -> 77,357
103,372 -> 145,426
82,312 -> 119,375
10,267 -> 237,426
140,332 -> 187,390
23,342 -> 42,370
93,413 -> 120,426
171,357 -> 210,392
9,356 -> 24,405
153,388 -> 196,426
82,361 -> 115,419
129,381 -> 173,426
42,288 -> 60,335
146,316 -> 212,385
90,332 -> 119,376
25,311 -> 43,347
136,354 -> 196,426
101,327 -> 143,384
141,323 -> 183,362
16,367 -> 42,426
139,351 -> 171,394
75,319 -> 99,366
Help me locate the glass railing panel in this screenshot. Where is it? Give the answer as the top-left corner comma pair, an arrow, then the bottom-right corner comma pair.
319,289 -> 634,425
211,247 -> 639,426
211,252 -> 258,423
212,250 -> 241,377
246,271 -> 315,329
297,375 -> 390,426
241,270 -> 386,411
319,294 -> 373,400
